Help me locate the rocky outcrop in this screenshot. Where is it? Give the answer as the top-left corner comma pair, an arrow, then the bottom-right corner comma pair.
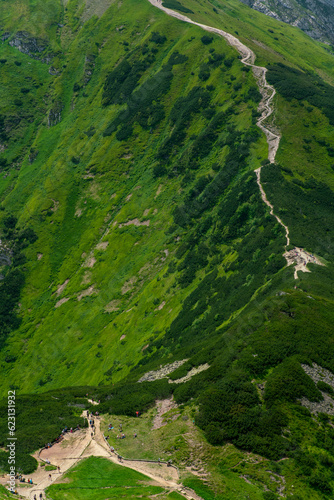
300,363 -> 334,415
48,101 -> 64,127
3,31 -> 54,63
138,359 -> 188,382
301,362 -> 334,389
0,240 -> 12,280
238,0 -> 334,45
83,54 -> 96,85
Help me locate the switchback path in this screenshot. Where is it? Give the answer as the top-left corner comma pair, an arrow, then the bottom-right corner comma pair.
148,0 -> 324,278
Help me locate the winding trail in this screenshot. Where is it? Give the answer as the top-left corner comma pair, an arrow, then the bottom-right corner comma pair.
148,0 -> 324,278
8,413 -> 202,500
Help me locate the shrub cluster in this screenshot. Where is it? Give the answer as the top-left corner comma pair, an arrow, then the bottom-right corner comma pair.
267,63 -> 334,125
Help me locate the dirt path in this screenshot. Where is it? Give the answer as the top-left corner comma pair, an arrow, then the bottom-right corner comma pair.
6,413 -> 202,500
148,0 -> 324,279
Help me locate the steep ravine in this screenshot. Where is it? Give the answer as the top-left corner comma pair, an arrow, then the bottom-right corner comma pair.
148,0 -> 324,279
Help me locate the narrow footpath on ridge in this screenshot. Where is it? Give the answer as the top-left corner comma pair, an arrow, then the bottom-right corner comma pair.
8,411 -> 203,500
148,0 -> 324,279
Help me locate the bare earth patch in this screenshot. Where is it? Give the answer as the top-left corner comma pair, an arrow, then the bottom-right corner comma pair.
56,279 -> 69,296
83,256 -> 96,268
81,271 -> 92,285
155,184 -> 162,198
77,285 -> 98,301
155,301 -> 166,311
105,300 -> 121,312
121,276 -> 138,295
87,181 -> 101,200
119,218 -> 150,228
51,199 -> 59,212
95,241 -> 109,250
55,297 -> 70,308
139,263 -> 152,275
152,397 -> 178,430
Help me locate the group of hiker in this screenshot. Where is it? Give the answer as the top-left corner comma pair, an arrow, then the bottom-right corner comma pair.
17,475 -> 33,484
105,421 -> 139,441
44,424 -> 80,451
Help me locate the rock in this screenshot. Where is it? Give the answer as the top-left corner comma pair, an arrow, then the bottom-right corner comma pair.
238,0 -> 334,45
4,30 -> 55,63
9,31 -> 47,55
48,101 -> 64,127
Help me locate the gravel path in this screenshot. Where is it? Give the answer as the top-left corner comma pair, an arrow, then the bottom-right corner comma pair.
148,0 -> 324,279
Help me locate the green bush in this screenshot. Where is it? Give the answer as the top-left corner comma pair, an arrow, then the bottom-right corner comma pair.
201,36 -> 213,45
162,0 -> 194,13
265,359 -> 323,406
317,381 -> 334,396
150,32 -> 167,45
267,63 -> 334,125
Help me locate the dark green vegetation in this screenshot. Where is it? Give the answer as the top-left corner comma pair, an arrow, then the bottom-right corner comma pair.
163,0 -> 194,13
267,63 -> 334,125
0,388 -> 88,473
0,0 -> 334,497
0,216 -> 37,348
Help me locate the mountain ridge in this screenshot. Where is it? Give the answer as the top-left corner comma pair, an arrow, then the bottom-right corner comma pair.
0,0 -> 334,497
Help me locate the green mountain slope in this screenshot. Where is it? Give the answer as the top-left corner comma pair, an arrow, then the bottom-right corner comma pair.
0,0 -> 334,497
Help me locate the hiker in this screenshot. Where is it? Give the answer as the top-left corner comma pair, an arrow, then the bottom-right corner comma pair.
134,433 -> 137,438
45,459 -> 50,464
40,494 -> 43,499
34,495 -> 37,500
119,423 -> 122,431
110,446 -> 115,453
57,466 -> 61,473
106,435 -> 109,440
121,433 -> 125,439
49,474 -> 52,480
70,427 -> 73,433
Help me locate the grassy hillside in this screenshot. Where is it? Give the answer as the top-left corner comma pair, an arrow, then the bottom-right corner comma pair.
0,0 -> 274,393
0,0 -> 334,497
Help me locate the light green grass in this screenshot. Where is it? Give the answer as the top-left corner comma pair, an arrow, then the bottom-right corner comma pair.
46,456 -> 165,499
0,0 -> 267,394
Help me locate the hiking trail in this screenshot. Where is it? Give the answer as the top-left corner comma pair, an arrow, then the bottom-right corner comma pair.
148,0 -> 324,279
5,412 -> 202,500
